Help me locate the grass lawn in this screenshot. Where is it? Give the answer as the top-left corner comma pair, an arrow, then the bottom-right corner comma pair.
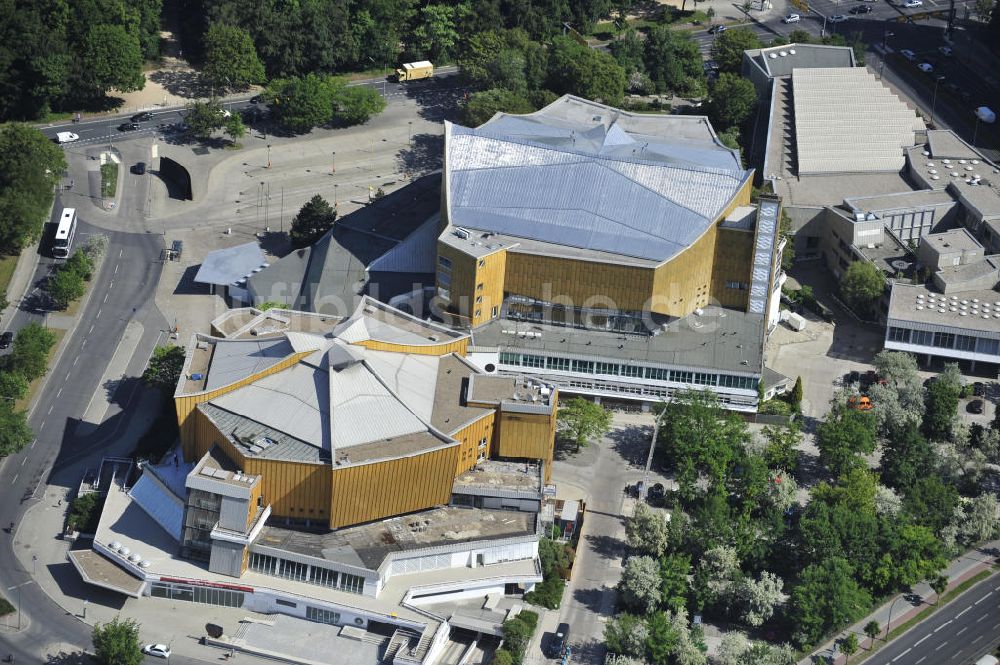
15,327 -> 66,412
0,253 -> 18,303
100,162 -> 118,198
0,592 -> 14,617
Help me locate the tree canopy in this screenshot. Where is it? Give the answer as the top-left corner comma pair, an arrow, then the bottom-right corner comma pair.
557,397 -> 612,451
0,123 -> 67,253
290,194 -> 337,249
840,261 -> 885,314
710,28 -> 762,73
708,73 -> 757,130
142,345 -> 186,394
203,23 -> 266,89
92,617 -> 143,665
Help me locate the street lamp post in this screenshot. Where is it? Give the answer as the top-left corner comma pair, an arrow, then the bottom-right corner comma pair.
973,115 -> 982,146
266,143 -> 272,169
332,151 -> 336,175
640,405 -> 667,499
408,121 -> 413,147
930,75 -> 945,127
334,183 -> 339,212
884,594 -> 908,640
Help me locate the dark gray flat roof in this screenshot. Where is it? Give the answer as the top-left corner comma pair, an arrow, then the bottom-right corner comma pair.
255,506 -> 536,571
472,307 -> 765,374
194,242 -> 267,286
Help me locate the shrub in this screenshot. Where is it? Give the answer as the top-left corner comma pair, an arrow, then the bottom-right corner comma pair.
67,492 -> 105,533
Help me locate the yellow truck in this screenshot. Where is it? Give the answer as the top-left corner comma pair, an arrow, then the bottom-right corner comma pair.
395,61 -> 434,82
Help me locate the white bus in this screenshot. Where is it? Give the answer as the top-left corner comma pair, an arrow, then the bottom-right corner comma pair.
53,207 -> 77,258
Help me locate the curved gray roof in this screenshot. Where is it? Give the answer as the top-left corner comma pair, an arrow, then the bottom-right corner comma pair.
445,101 -> 750,263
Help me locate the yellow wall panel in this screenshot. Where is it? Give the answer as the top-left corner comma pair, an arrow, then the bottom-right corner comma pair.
353,338 -> 469,357
329,445 -> 459,528
449,413 -> 495,475
244,457 -> 331,522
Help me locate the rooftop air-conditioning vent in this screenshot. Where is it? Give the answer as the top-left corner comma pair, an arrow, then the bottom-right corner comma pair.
140,560 -> 151,568
789,49 -> 796,54
779,51 -> 788,57
455,228 -> 470,240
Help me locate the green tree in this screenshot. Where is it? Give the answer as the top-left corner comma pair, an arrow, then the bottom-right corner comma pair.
610,30 -> 645,77
47,264 -> 86,309
923,372 -> 960,441
203,23 -> 266,89
659,553 -> 691,613
791,376 -> 803,408
0,123 -> 66,252
929,573 -> 948,604
710,28 -> 762,73
840,261 -> 884,314
880,422 -> 935,491
332,85 -> 387,125
626,502 -> 669,556
501,611 -> 538,663
546,36 -> 626,106
619,555 -> 662,614
645,611 -> 678,665
643,27 -> 704,95
462,88 -> 535,127
789,557 -> 872,648
290,194 -> 337,249
904,476 -> 958,532
185,100 -> 227,141
9,322 -> 55,381
92,616 -> 143,665
79,25 -> 145,99
557,397 -> 612,451
266,74 -> 337,133
0,403 -> 33,456
816,407 -> 876,476
761,422 -> 800,471
492,650 -> 514,665
412,4 -> 462,61
841,633 -> 859,659
605,613 -> 648,657
223,113 -> 246,142
864,620 -> 881,645
0,371 -> 28,402
142,345 -> 186,394
708,73 -> 756,130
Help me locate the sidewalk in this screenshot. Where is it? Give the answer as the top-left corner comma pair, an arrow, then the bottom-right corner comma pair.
0,240 -> 41,332
801,540 -> 1000,665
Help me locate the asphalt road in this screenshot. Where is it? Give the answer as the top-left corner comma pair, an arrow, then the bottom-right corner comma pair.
864,574 -> 1000,665
38,67 -> 459,148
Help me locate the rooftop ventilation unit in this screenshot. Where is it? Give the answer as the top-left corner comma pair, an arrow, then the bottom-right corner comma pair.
454,228 -> 470,240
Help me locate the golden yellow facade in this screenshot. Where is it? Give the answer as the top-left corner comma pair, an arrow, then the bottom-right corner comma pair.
352,338 -> 469,356
175,351 -> 311,461
329,446 -> 460,528
711,227 -> 755,309
450,413 -> 496,475
435,176 -> 757,320
496,402 -> 557,483
245,457 -> 331,522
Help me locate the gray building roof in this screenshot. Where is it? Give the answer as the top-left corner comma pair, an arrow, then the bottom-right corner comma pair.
444,95 -> 751,264
204,337 -> 293,391
791,67 -> 924,174
888,282 -> 1000,334
194,242 -> 268,286
246,174 -> 441,314
745,43 -> 856,79
473,306 -> 766,375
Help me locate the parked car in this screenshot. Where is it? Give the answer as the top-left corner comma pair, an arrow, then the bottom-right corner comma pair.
54,131 -> 79,144
783,13 -> 801,22
131,111 -> 153,122
938,45 -> 953,56
846,370 -> 861,385
118,122 -> 140,131
133,162 -> 147,175
708,24 -> 727,34
903,0 -> 923,7
974,382 -> 985,397
647,483 -> 666,502
976,106 -> 996,124
900,49 -> 917,60
549,623 -> 571,658
0,331 -> 12,349
850,5 -> 873,13
141,644 -> 171,659
250,95 -> 262,104
968,399 -> 984,414
829,14 -> 848,22
917,62 -> 934,73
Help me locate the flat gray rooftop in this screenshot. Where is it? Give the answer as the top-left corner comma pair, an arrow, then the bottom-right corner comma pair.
240,615 -> 387,665
844,188 -> 956,213
453,460 -> 543,493
473,307 -> 765,374
927,130 -> 981,161
888,282 -> 1000,332
256,506 -> 536,571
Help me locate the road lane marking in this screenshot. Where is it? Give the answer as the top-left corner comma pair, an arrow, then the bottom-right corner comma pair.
973,635 -> 982,643
977,614 -> 987,622
114,263 -> 119,275
56,388 -> 62,397
47,405 -> 53,414
81,339 -> 86,348
935,621 -> 953,632
956,606 -> 972,618
30,439 -> 35,449
916,657 -> 926,664
21,457 -> 26,466
893,648 -> 912,661
11,474 -> 17,484
119,248 -> 123,258
96,308 -> 102,318
915,635 -> 930,646
992,622 -> 1000,630
65,371 -> 70,381
103,293 -> 108,303
936,641 -> 948,650
957,627 -> 967,635
73,356 -> 79,366
89,325 -> 95,334
109,281 -> 113,289
975,591 -> 992,604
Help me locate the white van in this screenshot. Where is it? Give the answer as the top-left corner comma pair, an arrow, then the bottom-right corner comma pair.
55,131 -> 79,144
975,655 -> 1000,665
